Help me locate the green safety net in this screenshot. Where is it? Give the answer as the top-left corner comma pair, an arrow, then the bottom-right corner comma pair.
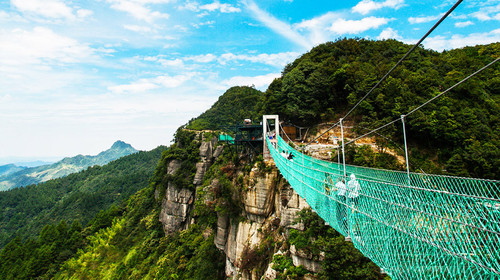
267,135 -> 500,280
219,134 -> 235,144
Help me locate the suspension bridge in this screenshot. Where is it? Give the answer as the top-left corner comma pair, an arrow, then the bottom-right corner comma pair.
256,1 -> 500,278
265,132 -> 499,279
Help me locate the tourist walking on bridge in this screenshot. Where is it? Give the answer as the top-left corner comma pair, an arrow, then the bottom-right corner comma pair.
335,177 -> 347,234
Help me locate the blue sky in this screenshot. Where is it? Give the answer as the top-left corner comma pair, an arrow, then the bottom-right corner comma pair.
0,0 -> 499,161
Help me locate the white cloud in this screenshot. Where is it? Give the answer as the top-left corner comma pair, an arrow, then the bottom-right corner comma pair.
186,54 -> 218,63
108,73 -> 195,94
106,0 -> 169,22
0,27 -> 97,66
408,14 -> 443,24
469,3 -> 500,21
243,0 -> 311,50
295,12 -> 342,46
180,1 -> 241,13
330,17 -> 390,34
76,9 -> 94,18
221,73 -> 281,91
455,21 -> 474,28
377,27 -> 402,40
192,20 -> 215,28
423,29 -> 500,51
158,58 -> 184,67
124,25 -> 154,32
11,0 -> 92,20
218,52 -> 300,67
352,0 -> 405,15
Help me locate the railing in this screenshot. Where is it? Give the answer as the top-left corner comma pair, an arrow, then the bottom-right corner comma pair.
267,135 -> 500,280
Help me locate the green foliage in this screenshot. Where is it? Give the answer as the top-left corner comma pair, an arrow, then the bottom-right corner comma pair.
260,39 -> 499,179
186,86 -> 263,130
0,220 -> 85,279
0,145 -> 167,248
289,209 -> 384,280
53,185 -> 224,280
151,130 -> 200,195
272,254 -> 308,279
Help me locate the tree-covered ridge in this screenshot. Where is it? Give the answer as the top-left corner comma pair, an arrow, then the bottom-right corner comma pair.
190,39 -> 499,179
0,145 -> 167,248
186,86 -> 263,130
0,140 -> 139,190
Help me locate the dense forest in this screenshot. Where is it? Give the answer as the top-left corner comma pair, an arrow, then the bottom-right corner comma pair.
0,39 -> 497,279
188,39 -> 499,179
0,146 -> 166,248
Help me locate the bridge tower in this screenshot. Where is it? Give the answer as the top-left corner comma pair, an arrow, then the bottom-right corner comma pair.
262,115 -> 279,160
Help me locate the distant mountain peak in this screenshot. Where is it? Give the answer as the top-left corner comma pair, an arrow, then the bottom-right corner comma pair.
111,140 -> 134,150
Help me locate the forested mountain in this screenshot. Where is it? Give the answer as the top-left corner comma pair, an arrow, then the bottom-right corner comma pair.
186,86 -> 263,130
0,39 -> 497,280
191,39 -> 499,179
0,164 -> 26,177
0,140 -> 138,190
0,145 -> 166,248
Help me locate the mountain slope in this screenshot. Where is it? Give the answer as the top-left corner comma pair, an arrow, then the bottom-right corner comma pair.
0,164 -> 26,177
0,145 -> 166,248
0,140 -> 138,190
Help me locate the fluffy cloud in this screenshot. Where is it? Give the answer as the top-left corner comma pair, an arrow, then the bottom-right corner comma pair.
180,1 -> 241,13
470,3 -> 500,21
124,25 -> 154,33
108,73 -> 195,94
106,0 -> 170,22
11,0 -> 91,20
455,21 -> 474,28
408,14 -> 442,24
377,27 -> 403,40
330,17 -> 390,34
221,73 -> 281,91
0,27 -> 97,66
218,52 -> 300,67
423,29 -> 500,51
295,12 -> 342,45
352,0 -> 405,15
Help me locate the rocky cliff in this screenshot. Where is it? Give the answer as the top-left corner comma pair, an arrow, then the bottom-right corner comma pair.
156,132 -> 327,280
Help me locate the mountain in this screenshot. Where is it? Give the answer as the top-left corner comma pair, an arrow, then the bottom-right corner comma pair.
0,140 -> 138,190
0,145 -> 167,248
0,164 -> 26,177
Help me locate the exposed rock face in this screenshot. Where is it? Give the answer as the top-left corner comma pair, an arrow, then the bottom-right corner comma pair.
290,245 -> 324,273
243,167 -> 277,223
159,136 -> 222,235
158,134 -> 321,279
216,161 -> 314,280
159,186 -> 194,234
194,137 -> 219,185
159,160 -> 194,234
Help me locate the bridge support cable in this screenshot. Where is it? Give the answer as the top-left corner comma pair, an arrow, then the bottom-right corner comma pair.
401,115 -> 411,186
266,134 -> 500,279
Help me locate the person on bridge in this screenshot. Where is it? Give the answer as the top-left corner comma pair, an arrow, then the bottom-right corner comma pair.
347,174 -> 361,240
347,173 -> 360,206
335,177 -> 347,234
